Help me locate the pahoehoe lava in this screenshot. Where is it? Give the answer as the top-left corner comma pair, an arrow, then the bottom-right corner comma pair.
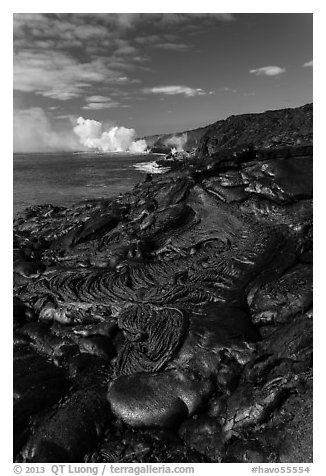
13,106 -> 313,463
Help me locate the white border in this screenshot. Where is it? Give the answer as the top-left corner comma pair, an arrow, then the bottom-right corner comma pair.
3,3 -> 322,473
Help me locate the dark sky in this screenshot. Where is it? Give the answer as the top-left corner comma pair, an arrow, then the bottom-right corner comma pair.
13,13 -> 313,151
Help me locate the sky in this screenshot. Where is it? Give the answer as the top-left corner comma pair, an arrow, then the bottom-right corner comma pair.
13,13 -> 313,152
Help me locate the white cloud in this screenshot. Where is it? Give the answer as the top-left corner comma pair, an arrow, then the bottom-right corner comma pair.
13,13 -> 235,48
13,13 -> 235,105
14,50 -> 129,100
83,95 -> 121,110
13,14 -> 111,44
13,15 -> 148,103
82,102 -> 120,110
142,13 -> 235,26
86,95 -> 112,102
249,66 -> 286,77
143,85 -> 213,97
99,13 -> 235,29
13,13 -> 235,60
303,60 -> 313,68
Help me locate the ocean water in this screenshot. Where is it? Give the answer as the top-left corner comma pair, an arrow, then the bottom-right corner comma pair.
13,152 -> 164,215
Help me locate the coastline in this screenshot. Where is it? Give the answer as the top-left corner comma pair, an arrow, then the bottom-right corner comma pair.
13,143 -> 312,463
13,105 -> 313,463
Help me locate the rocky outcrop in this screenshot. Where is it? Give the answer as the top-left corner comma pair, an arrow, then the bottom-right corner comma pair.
13,108 -> 313,463
197,103 -> 313,157
145,104 -> 312,154
143,125 -> 207,152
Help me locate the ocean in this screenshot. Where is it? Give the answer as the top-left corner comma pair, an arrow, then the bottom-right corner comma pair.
13,151 -> 166,215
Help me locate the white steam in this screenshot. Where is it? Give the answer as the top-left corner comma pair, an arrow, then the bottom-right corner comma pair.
73,117 -> 148,153
164,133 -> 188,152
14,107 -> 79,152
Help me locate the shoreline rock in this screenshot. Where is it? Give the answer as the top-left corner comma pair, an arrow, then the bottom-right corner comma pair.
13,106 -> 313,463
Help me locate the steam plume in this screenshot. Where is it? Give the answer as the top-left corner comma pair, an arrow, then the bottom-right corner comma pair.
164,133 -> 187,152
13,107 -> 79,152
73,117 -> 148,153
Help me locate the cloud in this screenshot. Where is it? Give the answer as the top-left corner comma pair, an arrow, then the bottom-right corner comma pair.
13,15 -> 149,103
99,13 -> 235,29
143,85 -> 213,97
141,13 -> 235,26
14,14 -> 106,37
13,14 -> 235,65
114,45 -> 139,56
13,13 -> 235,107
249,66 -> 286,77
13,13 -> 235,49
82,102 -> 121,110
14,50 -> 130,100
83,95 -> 121,110
154,43 -> 191,51
13,14 -> 112,50
73,117 -> 148,153
134,35 -> 161,44
303,60 -> 313,67
13,107 -> 79,152
220,87 -> 237,93
86,95 -> 112,102
134,34 -> 191,52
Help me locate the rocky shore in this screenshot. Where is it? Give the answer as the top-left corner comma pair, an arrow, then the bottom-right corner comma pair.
13,105 -> 313,463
